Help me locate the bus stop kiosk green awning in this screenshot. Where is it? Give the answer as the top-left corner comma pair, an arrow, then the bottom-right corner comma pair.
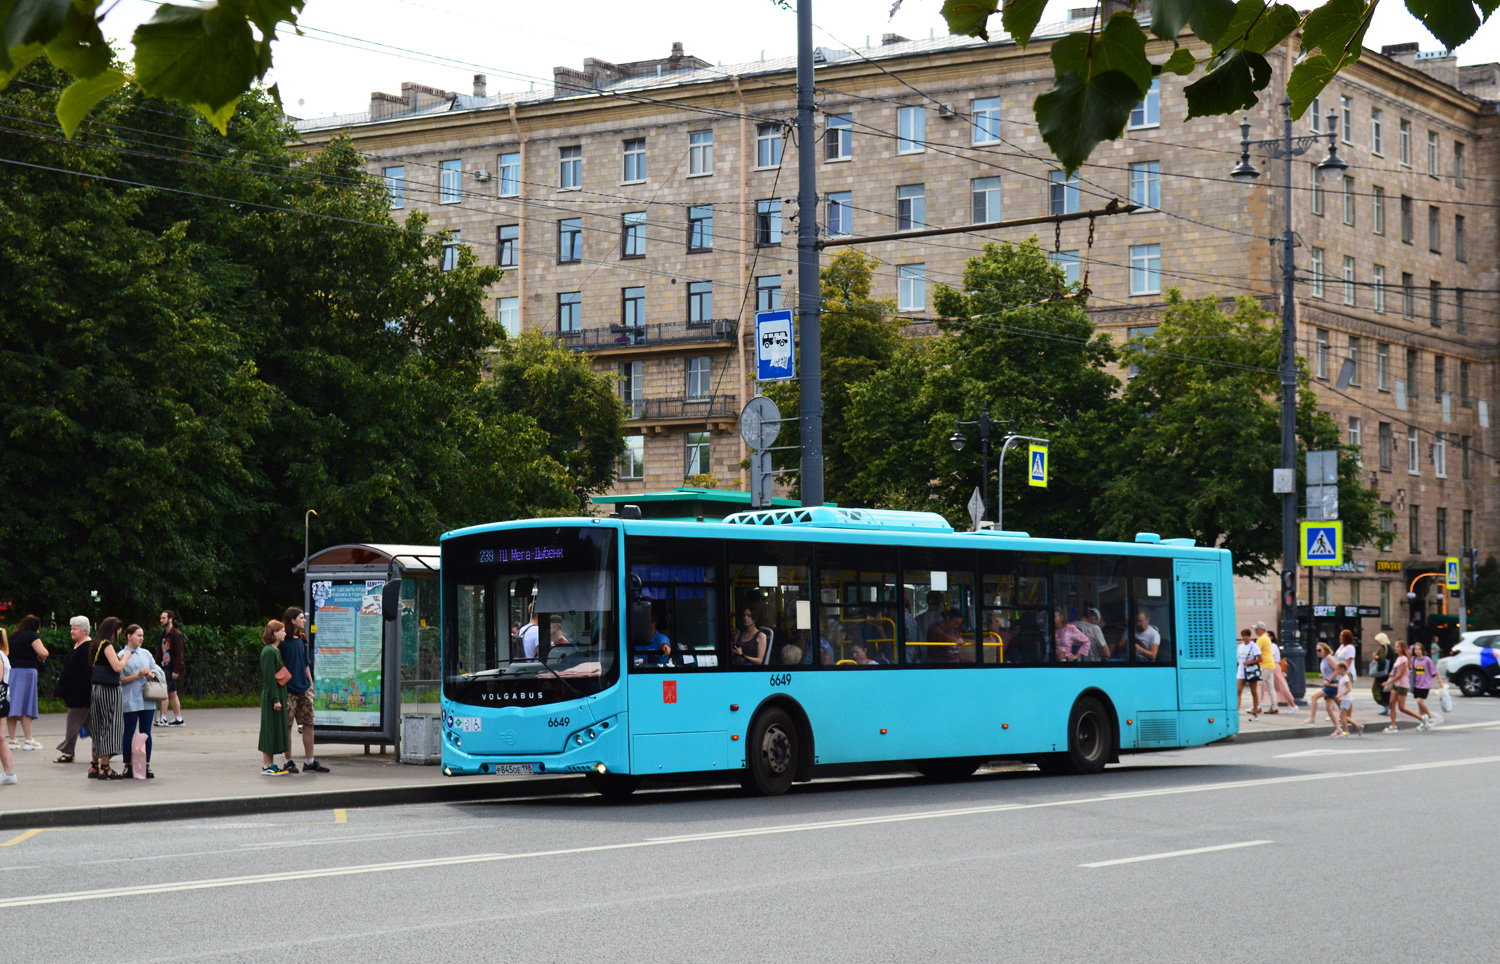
294,544 -> 440,748
593,486 -> 801,521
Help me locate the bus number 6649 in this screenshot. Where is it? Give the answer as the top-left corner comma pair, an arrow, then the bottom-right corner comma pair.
769,674 -> 792,687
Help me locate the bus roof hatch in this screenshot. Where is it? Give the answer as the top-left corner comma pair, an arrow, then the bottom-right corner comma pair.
723,506 -> 955,533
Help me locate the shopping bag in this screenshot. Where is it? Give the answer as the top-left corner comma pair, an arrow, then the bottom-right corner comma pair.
131,732 -> 148,779
1440,686 -> 1453,713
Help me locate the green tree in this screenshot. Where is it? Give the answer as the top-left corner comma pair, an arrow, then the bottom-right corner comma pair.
1095,291 -> 1389,576
1466,556 -> 1500,630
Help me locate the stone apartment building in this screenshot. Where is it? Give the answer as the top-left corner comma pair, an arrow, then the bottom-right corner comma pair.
294,16 -> 1499,642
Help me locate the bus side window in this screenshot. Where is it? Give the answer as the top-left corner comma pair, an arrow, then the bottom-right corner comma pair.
981,550 -> 1048,664
1129,561 -> 1174,664
625,535 -> 722,670
726,542 -> 812,667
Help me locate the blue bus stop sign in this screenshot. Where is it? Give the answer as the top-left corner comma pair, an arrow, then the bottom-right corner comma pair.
755,310 -> 794,381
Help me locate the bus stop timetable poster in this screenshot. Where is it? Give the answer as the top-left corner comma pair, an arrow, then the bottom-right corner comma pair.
310,579 -> 385,728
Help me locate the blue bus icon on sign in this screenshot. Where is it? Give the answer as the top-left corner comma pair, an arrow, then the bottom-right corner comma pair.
756,310 -> 794,382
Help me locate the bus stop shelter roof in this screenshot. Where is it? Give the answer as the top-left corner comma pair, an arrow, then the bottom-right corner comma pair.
294,543 -> 440,574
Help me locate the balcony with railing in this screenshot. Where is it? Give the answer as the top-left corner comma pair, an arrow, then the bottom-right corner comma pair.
555,318 -> 738,354
624,393 -> 738,429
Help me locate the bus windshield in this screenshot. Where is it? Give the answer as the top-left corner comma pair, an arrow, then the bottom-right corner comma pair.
442,525 -> 618,707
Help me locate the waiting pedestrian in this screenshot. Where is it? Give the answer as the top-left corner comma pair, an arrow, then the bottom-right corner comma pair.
0,635 -> 15,785
87,617 -> 128,779
155,610 -> 186,727
259,620 -> 291,775
1253,622 -> 1277,713
1408,642 -> 1440,730
280,607 -> 328,773
1335,629 -> 1358,682
1382,640 -> 1423,732
1238,629 -> 1263,716
118,625 -> 160,779
53,616 -> 93,764
1303,642 -> 1340,727
5,615 -> 47,751
1334,661 -> 1363,737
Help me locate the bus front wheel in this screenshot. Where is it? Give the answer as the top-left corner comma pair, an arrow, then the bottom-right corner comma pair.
1037,696 -> 1112,776
586,772 -> 643,800
742,707 -> 798,796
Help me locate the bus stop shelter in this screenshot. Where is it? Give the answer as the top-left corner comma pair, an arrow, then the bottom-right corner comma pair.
294,544 -> 440,751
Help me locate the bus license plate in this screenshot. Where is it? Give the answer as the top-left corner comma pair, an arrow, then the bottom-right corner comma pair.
495,764 -> 534,776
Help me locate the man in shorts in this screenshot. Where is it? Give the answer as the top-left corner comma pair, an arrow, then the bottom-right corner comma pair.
280,609 -> 329,773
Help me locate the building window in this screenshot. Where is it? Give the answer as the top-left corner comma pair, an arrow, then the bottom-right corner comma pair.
1340,94 -> 1352,142
1428,206 -> 1440,252
1310,163 -> 1324,216
898,263 -> 925,311
622,138 -> 646,183
1315,328 -> 1329,378
1129,244 -> 1161,295
1407,426 -> 1419,475
687,281 -> 713,325
686,356 -> 712,398
498,224 -> 518,268
1126,325 -> 1159,377
1378,422 -> 1392,471
972,96 -> 1001,143
558,291 -> 581,333
1427,130 -> 1439,175
1401,273 -> 1414,319
897,106 -> 925,153
1049,170 -> 1080,215
1430,281 -> 1441,327
1376,341 -> 1389,390
1455,214 -> 1466,261
622,211 -> 646,258
558,218 -> 581,263
1342,178 -> 1355,225
1130,161 -> 1161,209
1460,360 -> 1471,405
1379,580 -> 1390,624
755,199 -> 782,246
896,184 -> 926,231
498,151 -> 520,196
497,296 -> 519,339
827,191 -> 852,236
1453,141 -> 1465,187
1350,578 -> 1361,606
972,176 -> 1001,223
1372,264 -> 1385,313
439,159 -> 462,203
383,165 -> 405,208
688,130 -> 714,176
1400,195 -> 1413,243
1347,336 -> 1361,384
1317,578 -> 1329,606
621,286 -> 645,327
1399,119 -> 1411,165
1129,78 -> 1159,128
619,435 -> 644,480
441,230 -> 461,271
1309,247 -> 1324,298
1348,415 -> 1362,447
1370,108 -> 1384,155
1456,288 -> 1465,333
687,205 -> 713,251
1434,354 -> 1445,402
1310,95 -> 1322,132
1405,348 -> 1418,400
1464,509 -> 1473,548
1342,256 -> 1355,305
1436,506 -> 1448,552
825,113 -> 852,161
559,146 -> 582,190
619,360 -> 644,417
1462,436 -> 1472,479
1049,250 -> 1081,286
1409,503 -> 1420,552
756,275 -> 782,311
1372,186 -> 1385,235
756,123 -> 784,168
684,432 -> 711,477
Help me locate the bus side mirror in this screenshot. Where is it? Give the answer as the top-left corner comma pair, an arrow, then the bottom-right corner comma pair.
628,601 -> 653,650
382,579 -> 403,622
627,572 -> 643,603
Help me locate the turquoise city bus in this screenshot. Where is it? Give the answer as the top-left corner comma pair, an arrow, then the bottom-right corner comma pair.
439,506 -> 1239,797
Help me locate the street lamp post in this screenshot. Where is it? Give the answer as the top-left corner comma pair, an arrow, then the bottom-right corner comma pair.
994,433 -> 1049,534
949,402 -> 1011,529
1231,101 -> 1348,703
303,508 -> 318,626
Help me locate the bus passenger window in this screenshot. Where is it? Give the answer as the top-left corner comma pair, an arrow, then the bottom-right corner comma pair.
981,551 -> 1048,664
900,549 -> 976,665
818,545 -> 900,666
726,551 -> 811,667
1054,554 -> 1127,664
1130,562 -> 1174,664
627,536 -> 721,670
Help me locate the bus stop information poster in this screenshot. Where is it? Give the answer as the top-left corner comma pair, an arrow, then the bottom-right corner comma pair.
310,579 -> 385,728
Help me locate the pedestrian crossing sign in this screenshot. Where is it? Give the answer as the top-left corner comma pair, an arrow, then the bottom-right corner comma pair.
1446,557 -> 1461,590
1299,520 -> 1343,566
1028,444 -> 1048,487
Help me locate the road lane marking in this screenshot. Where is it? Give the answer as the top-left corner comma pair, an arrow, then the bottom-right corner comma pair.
1,829 -> 44,847
1427,720 -> 1500,731
1080,840 -> 1271,868
6,752 -> 1500,908
333,809 -> 347,824
1274,748 -> 1407,758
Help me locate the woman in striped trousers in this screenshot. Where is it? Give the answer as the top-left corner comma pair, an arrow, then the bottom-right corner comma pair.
87,617 -> 128,780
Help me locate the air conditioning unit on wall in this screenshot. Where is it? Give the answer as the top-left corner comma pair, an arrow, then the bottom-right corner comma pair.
472,167 -> 491,182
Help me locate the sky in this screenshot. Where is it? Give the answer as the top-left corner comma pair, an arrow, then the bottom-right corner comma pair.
102,0 -> 1500,119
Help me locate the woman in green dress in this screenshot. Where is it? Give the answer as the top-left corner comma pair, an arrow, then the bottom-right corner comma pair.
258,620 -> 291,775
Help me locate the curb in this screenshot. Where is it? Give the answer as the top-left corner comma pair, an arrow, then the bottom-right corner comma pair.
1220,717 -> 1423,744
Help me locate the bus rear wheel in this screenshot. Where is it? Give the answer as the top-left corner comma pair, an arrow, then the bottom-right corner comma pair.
742,707 -> 798,796
1037,696 -> 1112,776
585,772 -> 642,800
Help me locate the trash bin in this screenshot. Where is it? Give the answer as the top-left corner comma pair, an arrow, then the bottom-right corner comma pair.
400,713 -> 441,765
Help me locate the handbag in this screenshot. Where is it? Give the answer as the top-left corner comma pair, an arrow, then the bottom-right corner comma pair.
90,640 -> 119,686
274,665 -> 292,686
142,670 -> 169,702
0,678 -> 9,718
1440,684 -> 1453,713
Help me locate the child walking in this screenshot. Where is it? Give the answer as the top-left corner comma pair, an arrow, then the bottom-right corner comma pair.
1334,661 -> 1363,737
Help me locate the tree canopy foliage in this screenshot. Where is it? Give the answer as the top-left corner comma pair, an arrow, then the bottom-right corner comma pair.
0,63 -> 624,622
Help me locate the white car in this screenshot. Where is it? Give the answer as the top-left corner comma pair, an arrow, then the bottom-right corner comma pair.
1438,631 -> 1500,698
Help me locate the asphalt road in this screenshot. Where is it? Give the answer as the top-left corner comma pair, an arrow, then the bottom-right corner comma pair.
6,697 -> 1499,964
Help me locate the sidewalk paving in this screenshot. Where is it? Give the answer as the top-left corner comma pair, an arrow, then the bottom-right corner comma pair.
0,687 -> 1461,828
